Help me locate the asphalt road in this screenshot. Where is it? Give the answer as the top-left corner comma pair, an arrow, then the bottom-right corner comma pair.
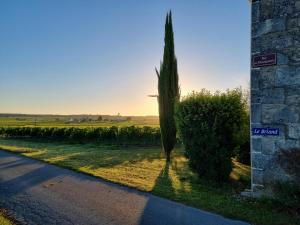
0,150 -> 250,225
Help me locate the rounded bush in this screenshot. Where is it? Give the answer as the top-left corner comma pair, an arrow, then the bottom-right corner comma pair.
175,89 -> 247,183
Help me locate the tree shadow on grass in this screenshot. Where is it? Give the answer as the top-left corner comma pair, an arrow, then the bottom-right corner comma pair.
0,139 -> 165,170
38,145 -> 164,170
137,161 -> 222,225
151,161 -> 175,197
138,161 -> 180,225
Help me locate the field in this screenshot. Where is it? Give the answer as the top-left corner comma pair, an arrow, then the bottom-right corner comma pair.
0,114 -> 299,225
0,138 -> 299,225
0,114 -> 159,128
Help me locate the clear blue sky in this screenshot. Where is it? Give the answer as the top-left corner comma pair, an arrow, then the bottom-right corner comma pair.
0,0 -> 251,116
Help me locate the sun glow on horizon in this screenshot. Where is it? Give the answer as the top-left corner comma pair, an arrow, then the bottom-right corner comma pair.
0,1 -> 250,116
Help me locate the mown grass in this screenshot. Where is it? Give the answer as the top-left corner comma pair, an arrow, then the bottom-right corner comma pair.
0,138 -> 298,225
0,210 -> 13,225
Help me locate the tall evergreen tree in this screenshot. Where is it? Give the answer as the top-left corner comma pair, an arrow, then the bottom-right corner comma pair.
156,11 -> 179,162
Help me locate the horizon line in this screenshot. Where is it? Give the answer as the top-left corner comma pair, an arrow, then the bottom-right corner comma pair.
0,113 -> 158,117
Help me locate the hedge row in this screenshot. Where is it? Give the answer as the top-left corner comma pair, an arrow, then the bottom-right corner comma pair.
0,126 -> 161,145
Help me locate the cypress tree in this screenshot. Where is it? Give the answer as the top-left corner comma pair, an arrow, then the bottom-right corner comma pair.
156,11 -> 179,162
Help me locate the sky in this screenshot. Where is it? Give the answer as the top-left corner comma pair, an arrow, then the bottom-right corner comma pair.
0,0 -> 251,116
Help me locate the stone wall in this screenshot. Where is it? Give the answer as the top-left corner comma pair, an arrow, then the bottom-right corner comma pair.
250,0 -> 300,196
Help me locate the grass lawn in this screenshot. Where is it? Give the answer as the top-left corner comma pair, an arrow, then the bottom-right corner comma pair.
0,210 -> 13,225
0,138 -> 298,225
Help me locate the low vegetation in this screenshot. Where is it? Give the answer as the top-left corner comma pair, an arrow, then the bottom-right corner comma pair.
0,126 -> 161,146
273,148 -> 300,211
0,139 -> 298,225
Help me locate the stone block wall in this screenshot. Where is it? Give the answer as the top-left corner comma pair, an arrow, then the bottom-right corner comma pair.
251,0 -> 300,195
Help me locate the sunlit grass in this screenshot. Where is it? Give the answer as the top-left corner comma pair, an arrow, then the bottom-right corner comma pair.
0,210 -> 13,225
0,116 -> 159,128
0,138 -> 298,225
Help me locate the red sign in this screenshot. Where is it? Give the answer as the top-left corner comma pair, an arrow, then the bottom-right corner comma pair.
252,53 -> 277,68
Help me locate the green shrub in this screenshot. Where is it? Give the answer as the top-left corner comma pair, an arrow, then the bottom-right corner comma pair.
276,148 -> 300,177
273,181 -> 300,210
273,148 -> 300,210
235,140 -> 250,165
234,111 -> 250,165
175,89 -> 246,183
